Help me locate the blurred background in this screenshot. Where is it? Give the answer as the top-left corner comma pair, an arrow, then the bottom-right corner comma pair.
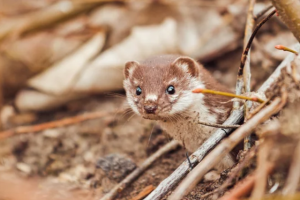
0,0 -> 298,199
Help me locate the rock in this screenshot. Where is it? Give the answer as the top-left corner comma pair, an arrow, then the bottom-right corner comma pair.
96,153 -> 136,182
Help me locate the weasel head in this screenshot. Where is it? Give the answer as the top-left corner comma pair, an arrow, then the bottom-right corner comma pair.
123,55 -> 205,121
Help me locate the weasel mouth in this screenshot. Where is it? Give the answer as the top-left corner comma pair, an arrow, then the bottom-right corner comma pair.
142,114 -> 159,120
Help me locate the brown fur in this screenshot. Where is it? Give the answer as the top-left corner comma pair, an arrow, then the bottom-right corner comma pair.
123,55 -> 236,170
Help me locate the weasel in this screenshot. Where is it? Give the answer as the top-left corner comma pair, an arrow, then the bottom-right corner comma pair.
123,55 -> 235,170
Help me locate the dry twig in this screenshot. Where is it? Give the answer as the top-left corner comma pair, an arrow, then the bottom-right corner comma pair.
254,5 -> 273,20
0,110 -> 119,140
220,163 -> 274,200
169,97 -> 285,200
243,0 -> 256,150
130,185 -> 155,200
200,146 -> 258,199
99,140 -> 179,200
192,88 -> 265,103
275,45 -> 299,56
144,44 -> 300,200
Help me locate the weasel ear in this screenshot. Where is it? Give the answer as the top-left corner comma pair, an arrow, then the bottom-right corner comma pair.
172,56 -> 199,77
124,61 -> 140,79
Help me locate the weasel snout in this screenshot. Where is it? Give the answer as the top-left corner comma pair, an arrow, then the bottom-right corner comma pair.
144,104 -> 158,114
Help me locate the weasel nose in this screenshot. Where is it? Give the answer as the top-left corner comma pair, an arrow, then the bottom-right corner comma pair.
144,105 -> 157,114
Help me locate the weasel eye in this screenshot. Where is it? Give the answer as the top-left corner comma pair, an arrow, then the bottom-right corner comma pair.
136,86 -> 142,95
166,85 -> 175,95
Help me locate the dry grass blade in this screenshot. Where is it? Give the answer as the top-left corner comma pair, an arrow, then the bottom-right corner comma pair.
169,97 -> 285,200
99,140 -> 179,200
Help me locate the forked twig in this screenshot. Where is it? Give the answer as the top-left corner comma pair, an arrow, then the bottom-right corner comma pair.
169,97 -> 285,200
99,140 -> 179,200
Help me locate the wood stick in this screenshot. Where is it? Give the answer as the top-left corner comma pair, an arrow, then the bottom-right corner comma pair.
99,140 -> 179,200
0,110 -> 118,140
243,0 -> 256,151
220,163 -> 274,200
144,44 -> 300,200
192,88 -> 265,103
169,98 -> 285,200
254,5 -> 273,20
130,185 -> 155,200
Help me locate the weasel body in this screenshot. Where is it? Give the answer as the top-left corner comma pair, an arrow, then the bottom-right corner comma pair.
123,55 -> 235,170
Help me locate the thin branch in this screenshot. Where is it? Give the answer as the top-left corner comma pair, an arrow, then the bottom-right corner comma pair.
130,185 -> 155,200
243,0 -> 256,151
144,44 -> 300,200
197,121 -> 240,129
192,88 -> 265,103
220,163 -> 274,200
99,140 -> 180,200
237,9 -> 276,78
169,97 -> 285,200
234,9 -> 276,110
200,146 -> 258,199
275,45 -> 299,56
0,109 -> 120,140
253,5 -> 273,20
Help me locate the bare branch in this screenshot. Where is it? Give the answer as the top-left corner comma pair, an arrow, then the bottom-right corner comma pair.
169,97 -> 285,200
254,5 -> 273,20
0,109 -> 120,140
243,0 -> 256,150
